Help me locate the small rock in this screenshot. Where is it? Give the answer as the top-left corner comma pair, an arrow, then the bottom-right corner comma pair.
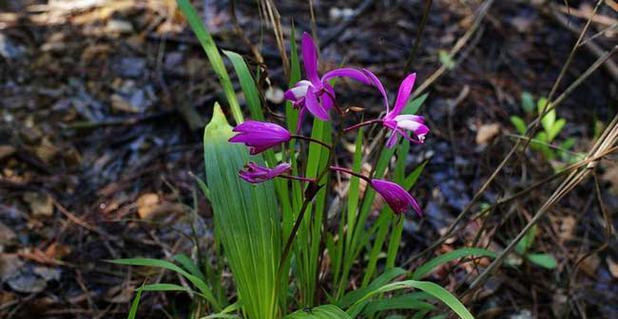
33,266 -> 61,281
113,57 -> 145,78
23,192 -> 54,217
0,254 -> 23,280
7,271 -> 47,293
0,33 -> 24,60
111,94 -> 139,113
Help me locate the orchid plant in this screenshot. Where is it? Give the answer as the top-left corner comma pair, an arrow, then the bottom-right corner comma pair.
113,1 -> 480,319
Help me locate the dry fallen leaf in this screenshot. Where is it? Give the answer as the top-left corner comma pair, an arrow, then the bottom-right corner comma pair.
0,145 -> 15,160
23,192 -> 54,217
558,216 -> 576,243
476,123 -> 501,145
137,193 -> 160,219
0,254 -> 23,281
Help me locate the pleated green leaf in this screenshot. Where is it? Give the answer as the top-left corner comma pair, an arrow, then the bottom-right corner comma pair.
286,305 -> 352,319
411,248 -> 496,280
204,104 -> 280,319
348,280 -> 474,319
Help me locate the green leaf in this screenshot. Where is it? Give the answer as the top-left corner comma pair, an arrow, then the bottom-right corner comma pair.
339,267 -> 407,309
521,92 -> 535,113
438,50 -> 455,70
403,93 -> 429,115
560,137 -> 575,151
510,116 -> 527,135
173,254 -> 206,281
515,225 -> 537,255
109,258 -> 220,310
203,104 -> 280,319
527,253 -> 558,269
286,305 -> 352,319
127,284 -> 144,319
223,50 -> 264,121
363,293 -> 435,317
348,280 -> 474,319
204,302 -> 242,319
139,283 -> 189,292
177,0 -> 243,124
537,98 -> 555,133
547,118 -> 566,142
411,248 -> 496,280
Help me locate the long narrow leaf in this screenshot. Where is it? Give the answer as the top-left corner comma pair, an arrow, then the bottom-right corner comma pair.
286,305 -> 352,319
411,248 -> 496,280
177,0 -> 243,124
349,280 -> 474,319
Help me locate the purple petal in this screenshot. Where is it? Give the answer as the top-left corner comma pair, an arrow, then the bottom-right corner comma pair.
305,88 -> 330,120
295,107 -> 308,134
321,83 -> 336,110
321,68 -> 371,84
385,131 -> 399,148
370,179 -> 421,215
390,73 -> 417,118
362,68 -> 389,113
301,32 -> 320,84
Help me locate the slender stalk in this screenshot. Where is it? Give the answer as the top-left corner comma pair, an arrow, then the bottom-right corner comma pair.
280,174 -> 316,183
330,166 -> 371,182
344,119 -> 383,132
291,135 -> 332,150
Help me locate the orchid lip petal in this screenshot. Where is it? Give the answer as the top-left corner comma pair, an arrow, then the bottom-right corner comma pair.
304,88 -> 330,120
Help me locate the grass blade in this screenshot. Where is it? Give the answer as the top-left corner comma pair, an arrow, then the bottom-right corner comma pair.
177,0 -> 243,124
411,247 -> 496,280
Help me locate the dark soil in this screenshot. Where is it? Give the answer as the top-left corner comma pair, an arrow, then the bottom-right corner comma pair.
1,0 -> 616,318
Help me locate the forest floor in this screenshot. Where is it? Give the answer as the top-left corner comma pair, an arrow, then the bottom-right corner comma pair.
0,0 -> 617,318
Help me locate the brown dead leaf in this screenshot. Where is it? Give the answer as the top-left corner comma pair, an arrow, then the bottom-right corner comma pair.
578,254 -> 600,277
34,137 -> 59,163
558,216 -> 576,243
476,123 -> 501,145
18,248 -> 58,265
23,192 -> 54,217
0,145 -> 15,160
111,94 -> 140,113
0,221 -> 16,247
137,193 -> 160,219
104,284 -> 136,303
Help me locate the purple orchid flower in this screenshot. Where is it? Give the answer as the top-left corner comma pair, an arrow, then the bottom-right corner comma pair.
370,179 -> 423,216
284,32 -> 376,126
239,162 -> 291,184
363,72 -> 430,148
229,120 -> 291,155
330,166 -> 422,216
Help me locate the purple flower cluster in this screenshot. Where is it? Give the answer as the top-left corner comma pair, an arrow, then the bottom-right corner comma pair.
228,33 -> 428,216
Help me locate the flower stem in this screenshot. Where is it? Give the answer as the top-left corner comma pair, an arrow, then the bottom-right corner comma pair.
329,166 -> 371,183
291,135 -> 332,150
279,174 -> 315,183
343,118 -> 382,132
